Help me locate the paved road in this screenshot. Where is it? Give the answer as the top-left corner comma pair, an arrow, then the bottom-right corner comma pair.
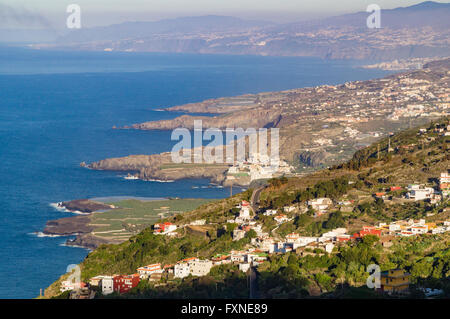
250,186 -> 265,214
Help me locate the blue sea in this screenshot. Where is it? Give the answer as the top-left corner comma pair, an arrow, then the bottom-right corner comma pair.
0,46 -> 390,298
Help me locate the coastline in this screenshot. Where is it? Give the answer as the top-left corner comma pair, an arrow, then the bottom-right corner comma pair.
0,50 -> 405,299
81,58 -> 450,188
43,197 -> 215,250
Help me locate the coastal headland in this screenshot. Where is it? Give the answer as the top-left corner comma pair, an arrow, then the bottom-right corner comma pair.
83,58 -> 450,185
44,198 -> 213,249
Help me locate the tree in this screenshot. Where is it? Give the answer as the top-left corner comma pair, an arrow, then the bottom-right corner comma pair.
362,235 -> 380,247
245,229 -> 257,239
323,211 -> 345,229
294,214 -> 312,227
411,259 -> 433,279
226,223 -> 238,233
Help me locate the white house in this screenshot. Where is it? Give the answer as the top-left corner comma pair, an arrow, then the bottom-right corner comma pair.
295,237 -> 318,248
274,214 -> 288,224
137,263 -> 163,279
440,172 -> 450,184
410,226 -> 428,235
189,260 -> 213,277
406,185 -> 434,201
389,224 -> 401,232
255,237 -> 275,253
307,198 -> 333,212
237,200 -> 252,220
174,263 -> 191,278
263,209 -> 278,216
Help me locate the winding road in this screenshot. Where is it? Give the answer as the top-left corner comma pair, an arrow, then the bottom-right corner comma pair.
250,186 -> 265,214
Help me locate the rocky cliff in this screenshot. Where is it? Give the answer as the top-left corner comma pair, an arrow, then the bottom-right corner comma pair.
86,152 -> 230,183
125,108 -> 282,130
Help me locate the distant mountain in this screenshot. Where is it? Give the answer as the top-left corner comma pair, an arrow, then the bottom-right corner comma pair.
33,1 -> 450,61
276,0 -> 450,32
397,0 -> 449,10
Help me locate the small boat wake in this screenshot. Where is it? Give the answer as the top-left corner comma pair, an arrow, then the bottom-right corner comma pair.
49,202 -> 71,213
31,232 -> 65,238
146,179 -> 175,183
49,203 -> 90,215
59,242 -> 91,251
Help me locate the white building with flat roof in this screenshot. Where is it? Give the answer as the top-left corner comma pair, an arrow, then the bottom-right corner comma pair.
174,263 -> 190,279
137,263 -> 163,279
406,185 -> 434,201
189,260 -> 213,277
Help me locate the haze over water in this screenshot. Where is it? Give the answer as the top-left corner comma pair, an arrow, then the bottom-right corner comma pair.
0,47 -> 390,298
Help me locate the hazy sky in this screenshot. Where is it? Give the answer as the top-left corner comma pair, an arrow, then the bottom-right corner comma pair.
1,0 -> 448,29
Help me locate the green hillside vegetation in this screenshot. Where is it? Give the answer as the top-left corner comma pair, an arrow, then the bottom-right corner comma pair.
46,117 -> 450,298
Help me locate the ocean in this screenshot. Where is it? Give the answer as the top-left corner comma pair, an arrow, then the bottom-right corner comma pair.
0,46 -> 390,298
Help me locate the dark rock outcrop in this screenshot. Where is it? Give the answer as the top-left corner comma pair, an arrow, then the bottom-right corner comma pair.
66,234 -> 112,250
43,215 -> 93,236
59,199 -> 114,213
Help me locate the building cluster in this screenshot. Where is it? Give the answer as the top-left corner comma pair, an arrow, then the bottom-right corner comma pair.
61,167 -> 450,297
225,155 -> 294,185
405,184 -> 439,202
375,219 -> 450,237
59,280 -> 95,299
62,210 -> 449,297
228,201 -> 267,240
374,171 -> 449,204
307,197 -> 333,216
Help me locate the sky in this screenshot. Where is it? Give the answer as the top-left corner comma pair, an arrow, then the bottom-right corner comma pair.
1,0 -> 449,29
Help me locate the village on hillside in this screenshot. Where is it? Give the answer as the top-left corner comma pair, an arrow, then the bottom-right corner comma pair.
61,167 -> 449,298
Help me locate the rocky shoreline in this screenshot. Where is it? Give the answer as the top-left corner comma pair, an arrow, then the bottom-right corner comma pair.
56,199 -> 115,213
82,151 -> 234,185
44,199 -> 117,249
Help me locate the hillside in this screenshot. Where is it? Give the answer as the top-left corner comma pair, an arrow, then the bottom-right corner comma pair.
45,117 -> 450,298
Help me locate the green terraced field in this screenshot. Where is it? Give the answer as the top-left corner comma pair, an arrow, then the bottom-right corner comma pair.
89,198 -> 214,240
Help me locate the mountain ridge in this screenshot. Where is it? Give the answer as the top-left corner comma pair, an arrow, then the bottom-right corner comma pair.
29,1 -> 450,60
